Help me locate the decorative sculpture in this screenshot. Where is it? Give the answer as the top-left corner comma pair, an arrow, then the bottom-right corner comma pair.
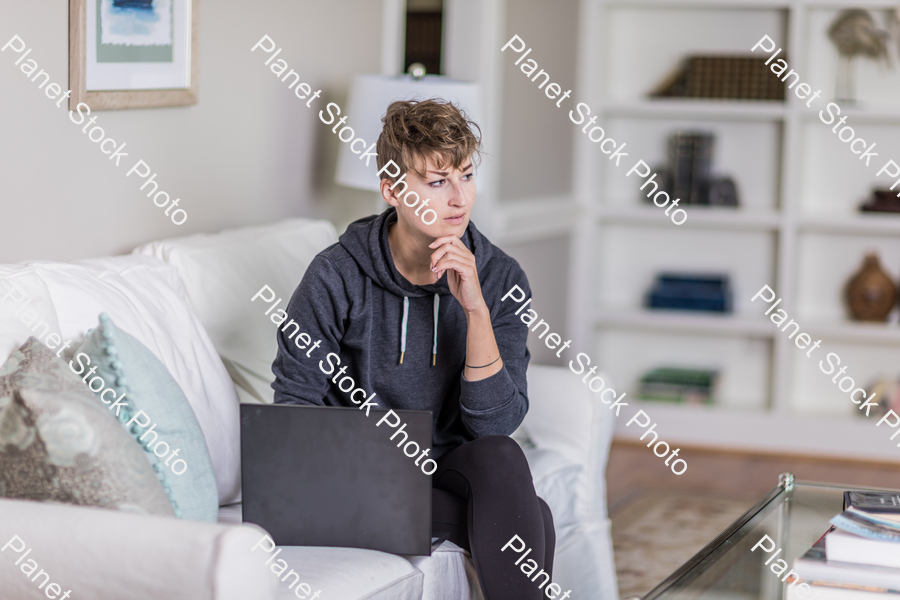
844,253 -> 896,322
828,9 -> 891,104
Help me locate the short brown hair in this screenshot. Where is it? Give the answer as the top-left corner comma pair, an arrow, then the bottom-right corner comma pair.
376,99 -> 482,184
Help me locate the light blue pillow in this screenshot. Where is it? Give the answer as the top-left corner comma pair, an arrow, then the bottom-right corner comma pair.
75,313 -> 219,522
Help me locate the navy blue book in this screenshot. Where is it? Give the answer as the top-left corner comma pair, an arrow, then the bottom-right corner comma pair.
646,273 -> 732,313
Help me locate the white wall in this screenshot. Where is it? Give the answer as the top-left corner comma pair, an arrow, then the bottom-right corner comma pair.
499,0 -> 578,202
494,0 -> 578,360
504,236 -> 571,366
0,0 -> 384,263
1,0 -> 576,353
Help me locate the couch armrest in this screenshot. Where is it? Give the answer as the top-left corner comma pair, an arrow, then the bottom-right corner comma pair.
0,499 -> 276,600
521,364 -> 616,525
521,365 -> 620,600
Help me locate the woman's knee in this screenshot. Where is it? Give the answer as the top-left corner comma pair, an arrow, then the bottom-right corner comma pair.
438,436 -> 534,488
472,434 -> 526,457
472,435 -> 533,476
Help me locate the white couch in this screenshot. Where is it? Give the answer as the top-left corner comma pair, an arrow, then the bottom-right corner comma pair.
0,218 -> 619,600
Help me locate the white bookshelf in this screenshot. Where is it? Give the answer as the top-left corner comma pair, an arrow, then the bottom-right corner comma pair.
490,0 -> 900,461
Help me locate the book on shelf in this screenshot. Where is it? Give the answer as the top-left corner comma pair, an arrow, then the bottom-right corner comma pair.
650,55 -> 785,101
844,506 -> 900,530
651,132 -> 738,207
787,581 -> 899,600
668,132 -> 695,206
689,134 -> 713,205
827,527 -> 900,568
645,273 -> 733,313
636,367 -> 718,405
663,132 -> 714,206
831,507 -> 900,542
791,490 -> 900,596
845,491 -> 900,513
793,527 -> 900,593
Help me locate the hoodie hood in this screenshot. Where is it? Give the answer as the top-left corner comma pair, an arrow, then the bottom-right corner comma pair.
338,206 -> 494,298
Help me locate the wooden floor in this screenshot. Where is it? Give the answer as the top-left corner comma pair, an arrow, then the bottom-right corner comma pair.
607,439 -> 900,512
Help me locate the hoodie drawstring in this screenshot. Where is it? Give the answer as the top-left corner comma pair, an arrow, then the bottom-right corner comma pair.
399,294 -> 439,366
400,297 -> 409,364
432,294 -> 440,367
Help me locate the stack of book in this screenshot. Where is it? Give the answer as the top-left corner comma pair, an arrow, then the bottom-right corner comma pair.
668,132 -> 714,206
636,367 -> 718,405
645,273 -> 733,313
651,55 -> 786,101
791,491 -> 900,598
643,132 -> 740,207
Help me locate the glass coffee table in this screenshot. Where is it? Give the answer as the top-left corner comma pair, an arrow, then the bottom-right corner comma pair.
626,474 -> 898,600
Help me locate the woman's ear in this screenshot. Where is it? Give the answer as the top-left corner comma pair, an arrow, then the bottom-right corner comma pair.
379,178 -> 401,208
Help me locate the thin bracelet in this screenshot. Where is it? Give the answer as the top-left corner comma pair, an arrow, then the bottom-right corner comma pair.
466,356 -> 501,369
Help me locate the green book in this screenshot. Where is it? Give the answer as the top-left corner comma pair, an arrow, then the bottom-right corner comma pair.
637,368 -> 718,405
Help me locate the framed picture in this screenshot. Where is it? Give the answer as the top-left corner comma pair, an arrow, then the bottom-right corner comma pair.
69,0 -> 199,110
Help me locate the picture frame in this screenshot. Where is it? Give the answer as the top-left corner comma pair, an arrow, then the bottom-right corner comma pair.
68,0 -> 199,110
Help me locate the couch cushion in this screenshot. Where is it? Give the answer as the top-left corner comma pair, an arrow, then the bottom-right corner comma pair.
136,219 -> 338,405
76,314 -> 219,522
0,498 -> 276,600
406,542 -> 484,600
522,447 -> 581,540
218,504 -> 423,600
1,256 -> 242,505
270,547 -> 423,600
0,338 -> 174,516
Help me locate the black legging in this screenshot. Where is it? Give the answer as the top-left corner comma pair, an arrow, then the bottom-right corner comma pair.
432,435 -> 556,600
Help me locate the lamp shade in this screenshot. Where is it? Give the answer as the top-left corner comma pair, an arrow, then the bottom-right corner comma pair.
336,74 -> 481,191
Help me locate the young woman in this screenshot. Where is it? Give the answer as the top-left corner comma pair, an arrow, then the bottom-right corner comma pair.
272,99 -> 554,599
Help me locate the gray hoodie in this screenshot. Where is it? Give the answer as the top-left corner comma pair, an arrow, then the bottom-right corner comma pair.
271,207 -> 532,459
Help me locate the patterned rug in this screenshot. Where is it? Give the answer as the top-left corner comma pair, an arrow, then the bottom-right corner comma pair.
610,490 -> 758,599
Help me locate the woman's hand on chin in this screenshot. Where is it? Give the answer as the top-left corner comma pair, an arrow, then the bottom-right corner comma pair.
429,236 -> 486,315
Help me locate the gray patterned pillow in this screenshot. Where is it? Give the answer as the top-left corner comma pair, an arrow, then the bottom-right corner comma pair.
0,337 -> 175,515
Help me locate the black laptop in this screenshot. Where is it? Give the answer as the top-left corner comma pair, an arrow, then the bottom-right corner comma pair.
240,404 -> 436,555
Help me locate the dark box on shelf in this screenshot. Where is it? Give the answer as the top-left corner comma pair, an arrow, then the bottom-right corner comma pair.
860,190 -> 900,214
646,273 -> 733,313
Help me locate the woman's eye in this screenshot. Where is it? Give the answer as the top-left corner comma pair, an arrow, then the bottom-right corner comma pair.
429,179 -> 444,187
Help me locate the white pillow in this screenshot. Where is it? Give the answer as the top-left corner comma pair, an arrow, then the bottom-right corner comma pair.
0,268 -> 63,363
19,255 -> 241,505
522,364 -> 616,524
135,219 -> 338,405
